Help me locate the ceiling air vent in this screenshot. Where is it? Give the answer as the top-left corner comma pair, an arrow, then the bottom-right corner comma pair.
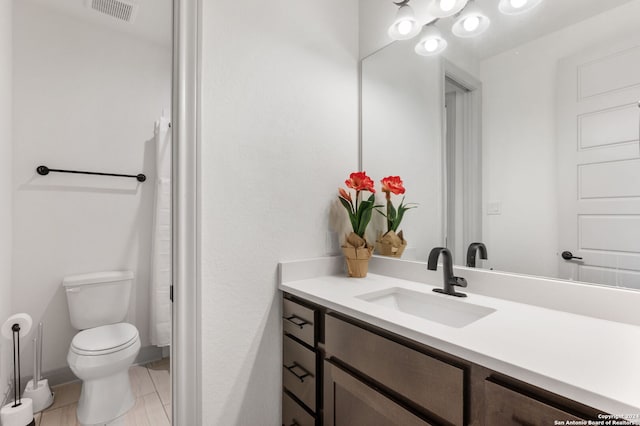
88,0 -> 138,23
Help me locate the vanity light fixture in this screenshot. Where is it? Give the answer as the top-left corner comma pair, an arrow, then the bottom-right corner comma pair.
498,0 -> 543,15
386,0 -> 542,57
427,0 -> 468,18
414,25 -> 448,56
451,1 -> 490,38
388,0 -> 421,41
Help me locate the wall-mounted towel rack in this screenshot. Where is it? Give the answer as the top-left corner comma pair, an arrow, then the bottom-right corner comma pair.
36,165 -> 146,182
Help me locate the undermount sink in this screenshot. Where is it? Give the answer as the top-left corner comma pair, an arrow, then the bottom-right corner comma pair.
357,287 -> 496,328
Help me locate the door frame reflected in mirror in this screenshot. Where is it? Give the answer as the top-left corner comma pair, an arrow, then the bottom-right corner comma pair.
441,60 -> 483,266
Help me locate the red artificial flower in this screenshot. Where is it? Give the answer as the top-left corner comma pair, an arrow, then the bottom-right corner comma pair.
345,171 -> 376,193
338,187 -> 352,202
381,176 -> 406,195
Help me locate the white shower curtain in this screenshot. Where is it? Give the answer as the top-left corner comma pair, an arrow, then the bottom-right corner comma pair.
150,113 -> 172,347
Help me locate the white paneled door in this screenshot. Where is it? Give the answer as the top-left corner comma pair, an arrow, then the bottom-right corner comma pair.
556,38 -> 640,289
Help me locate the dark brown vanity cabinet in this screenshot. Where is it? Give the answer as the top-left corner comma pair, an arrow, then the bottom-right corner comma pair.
282,293 -> 605,426
484,380 -> 585,425
324,360 -> 433,426
282,297 -> 322,426
324,314 -> 464,425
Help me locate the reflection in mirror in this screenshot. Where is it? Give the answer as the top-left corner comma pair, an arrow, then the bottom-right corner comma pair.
361,0 -> 640,290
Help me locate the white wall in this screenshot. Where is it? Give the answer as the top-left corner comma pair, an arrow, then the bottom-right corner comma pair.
12,1 -> 171,376
199,0 -> 359,423
0,0 -> 12,404
479,0 -> 640,277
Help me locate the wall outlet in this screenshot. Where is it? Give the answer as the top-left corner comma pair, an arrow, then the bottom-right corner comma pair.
487,201 -> 502,215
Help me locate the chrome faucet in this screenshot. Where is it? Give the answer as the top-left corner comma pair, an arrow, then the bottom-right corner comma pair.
466,242 -> 487,268
427,247 -> 468,297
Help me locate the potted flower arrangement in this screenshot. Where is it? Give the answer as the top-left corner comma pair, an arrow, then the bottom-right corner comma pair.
338,171 -> 381,277
375,176 -> 416,258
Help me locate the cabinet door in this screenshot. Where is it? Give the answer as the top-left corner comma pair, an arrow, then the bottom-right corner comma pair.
325,314 -> 464,425
324,361 -> 433,426
485,380 -> 586,426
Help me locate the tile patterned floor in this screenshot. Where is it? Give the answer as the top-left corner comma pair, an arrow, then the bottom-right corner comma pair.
35,358 -> 171,426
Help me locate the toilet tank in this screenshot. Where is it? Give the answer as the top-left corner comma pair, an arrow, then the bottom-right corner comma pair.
63,271 -> 134,330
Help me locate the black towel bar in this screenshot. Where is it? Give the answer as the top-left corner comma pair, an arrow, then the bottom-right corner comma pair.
36,165 -> 146,182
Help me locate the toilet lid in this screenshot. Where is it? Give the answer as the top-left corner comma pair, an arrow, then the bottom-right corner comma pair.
71,323 -> 139,355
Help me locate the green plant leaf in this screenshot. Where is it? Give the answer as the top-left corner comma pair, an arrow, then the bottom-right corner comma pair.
338,196 -> 354,214
357,205 -> 374,237
339,196 -> 358,232
375,208 -> 388,218
353,195 -> 375,237
391,197 -> 417,232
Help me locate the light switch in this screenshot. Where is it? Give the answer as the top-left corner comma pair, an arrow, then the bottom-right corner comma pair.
487,201 -> 502,215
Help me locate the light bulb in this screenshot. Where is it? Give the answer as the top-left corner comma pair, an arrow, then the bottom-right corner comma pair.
439,0 -> 456,12
463,15 -> 480,32
423,39 -> 439,52
509,0 -> 528,8
396,20 -> 414,36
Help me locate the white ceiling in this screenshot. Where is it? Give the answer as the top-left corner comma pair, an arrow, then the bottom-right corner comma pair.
23,0 -> 172,48
446,0 -> 636,59
370,0 -> 637,60
22,0 -> 639,59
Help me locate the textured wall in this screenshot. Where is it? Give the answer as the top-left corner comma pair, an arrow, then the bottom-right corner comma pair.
0,0 -> 12,404
199,0 -> 359,423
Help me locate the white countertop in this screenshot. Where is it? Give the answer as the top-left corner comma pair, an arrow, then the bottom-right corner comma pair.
279,270 -> 640,422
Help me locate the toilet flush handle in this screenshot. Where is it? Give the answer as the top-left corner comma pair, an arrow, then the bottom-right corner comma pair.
66,288 -> 82,293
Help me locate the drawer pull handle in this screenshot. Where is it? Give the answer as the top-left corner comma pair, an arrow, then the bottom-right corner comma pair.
288,422 -> 299,426
284,362 -> 312,383
283,315 -> 309,329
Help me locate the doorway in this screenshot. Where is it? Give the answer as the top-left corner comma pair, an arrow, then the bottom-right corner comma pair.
10,0 -> 180,423
442,63 -> 483,266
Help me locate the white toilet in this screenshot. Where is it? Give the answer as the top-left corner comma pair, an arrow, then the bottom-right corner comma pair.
63,271 -> 141,426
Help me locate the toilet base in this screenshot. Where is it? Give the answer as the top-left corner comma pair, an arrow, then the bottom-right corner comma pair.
76,371 -> 134,426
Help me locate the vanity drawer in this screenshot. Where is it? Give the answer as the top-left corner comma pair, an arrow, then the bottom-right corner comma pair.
283,298 -> 316,347
325,314 -> 464,426
282,391 -> 315,426
484,380 -> 585,425
283,334 -> 317,412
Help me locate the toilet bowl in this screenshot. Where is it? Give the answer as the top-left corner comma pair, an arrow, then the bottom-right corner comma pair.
63,271 -> 140,426
68,323 -> 140,425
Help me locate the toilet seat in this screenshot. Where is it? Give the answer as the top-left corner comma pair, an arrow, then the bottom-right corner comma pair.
71,323 -> 139,356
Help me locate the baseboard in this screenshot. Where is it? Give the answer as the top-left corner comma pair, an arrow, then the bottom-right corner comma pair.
136,345 -> 165,366
19,345 -> 166,390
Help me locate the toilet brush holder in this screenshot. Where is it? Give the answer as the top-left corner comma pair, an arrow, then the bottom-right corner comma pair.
23,322 -> 54,412
22,379 -> 53,413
